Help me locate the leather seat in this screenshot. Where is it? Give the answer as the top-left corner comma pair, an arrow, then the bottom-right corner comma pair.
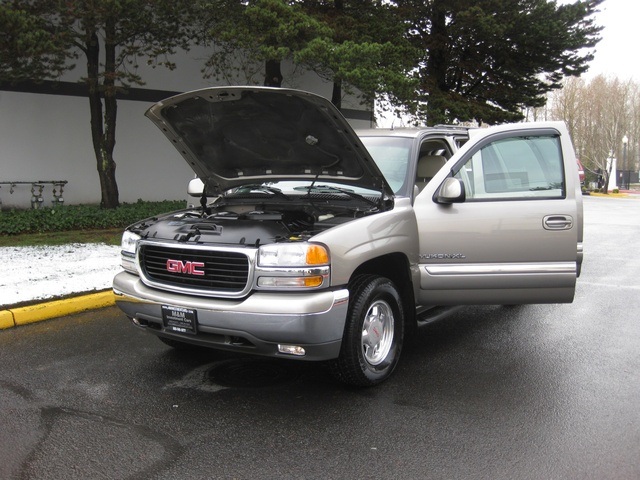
416,155 -> 447,191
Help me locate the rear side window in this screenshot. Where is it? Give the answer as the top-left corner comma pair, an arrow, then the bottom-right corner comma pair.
454,135 -> 565,200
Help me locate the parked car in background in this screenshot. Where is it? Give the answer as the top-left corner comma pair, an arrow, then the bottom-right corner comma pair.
577,158 -> 585,185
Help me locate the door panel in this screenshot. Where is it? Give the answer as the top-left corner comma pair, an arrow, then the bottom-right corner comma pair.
413,122 -> 581,305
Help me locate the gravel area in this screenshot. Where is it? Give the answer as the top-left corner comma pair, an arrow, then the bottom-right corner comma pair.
1,243 -> 121,307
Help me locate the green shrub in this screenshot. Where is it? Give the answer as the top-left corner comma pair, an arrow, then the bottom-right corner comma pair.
0,200 -> 186,235
613,188 -> 620,194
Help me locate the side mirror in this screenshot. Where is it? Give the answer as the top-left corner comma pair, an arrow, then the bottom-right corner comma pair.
187,178 -> 204,197
435,177 -> 466,204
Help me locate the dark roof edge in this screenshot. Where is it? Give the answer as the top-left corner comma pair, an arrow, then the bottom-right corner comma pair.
0,80 -> 372,121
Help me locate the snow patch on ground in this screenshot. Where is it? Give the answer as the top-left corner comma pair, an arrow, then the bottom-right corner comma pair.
1,243 -> 121,307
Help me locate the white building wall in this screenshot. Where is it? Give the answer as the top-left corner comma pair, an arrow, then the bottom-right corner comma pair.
0,47 -> 373,209
0,90 -> 196,208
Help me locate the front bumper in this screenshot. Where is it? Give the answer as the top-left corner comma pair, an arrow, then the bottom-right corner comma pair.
112,272 -> 349,361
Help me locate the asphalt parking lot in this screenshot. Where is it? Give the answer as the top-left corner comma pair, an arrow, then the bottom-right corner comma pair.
0,195 -> 639,480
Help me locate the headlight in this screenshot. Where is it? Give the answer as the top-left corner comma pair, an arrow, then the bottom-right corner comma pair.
121,230 -> 141,256
256,243 -> 330,290
120,231 -> 140,273
257,243 -> 329,267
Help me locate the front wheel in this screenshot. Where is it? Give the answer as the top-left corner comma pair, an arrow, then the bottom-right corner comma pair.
330,275 -> 404,387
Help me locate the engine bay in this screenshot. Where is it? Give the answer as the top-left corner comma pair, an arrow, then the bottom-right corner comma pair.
130,189 -> 386,247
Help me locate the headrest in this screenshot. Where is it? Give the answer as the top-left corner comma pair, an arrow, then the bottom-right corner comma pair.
417,155 -> 447,178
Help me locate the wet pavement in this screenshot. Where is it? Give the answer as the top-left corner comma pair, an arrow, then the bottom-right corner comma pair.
0,196 -> 639,479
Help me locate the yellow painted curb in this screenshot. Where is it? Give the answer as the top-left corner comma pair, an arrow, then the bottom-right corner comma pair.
0,310 -> 15,329
0,291 -> 115,329
589,192 -> 638,198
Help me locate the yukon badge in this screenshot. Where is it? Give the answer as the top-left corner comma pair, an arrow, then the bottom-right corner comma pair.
166,259 -> 205,276
420,253 -> 466,260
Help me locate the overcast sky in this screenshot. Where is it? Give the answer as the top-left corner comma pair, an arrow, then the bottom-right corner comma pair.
582,0 -> 637,80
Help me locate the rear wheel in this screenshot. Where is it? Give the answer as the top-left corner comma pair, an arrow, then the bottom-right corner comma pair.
330,275 -> 404,386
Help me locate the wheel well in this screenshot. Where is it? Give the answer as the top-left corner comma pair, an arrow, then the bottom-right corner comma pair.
351,253 -> 416,324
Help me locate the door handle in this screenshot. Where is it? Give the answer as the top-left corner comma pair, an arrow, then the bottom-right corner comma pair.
543,215 -> 573,230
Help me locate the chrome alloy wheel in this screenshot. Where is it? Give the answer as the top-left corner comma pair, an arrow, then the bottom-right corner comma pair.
361,299 -> 395,366
331,275 -> 404,386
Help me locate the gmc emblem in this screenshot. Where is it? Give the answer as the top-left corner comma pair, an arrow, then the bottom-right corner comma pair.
166,259 -> 205,276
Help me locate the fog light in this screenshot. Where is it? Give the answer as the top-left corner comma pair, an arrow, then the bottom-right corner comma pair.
278,344 -> 306,356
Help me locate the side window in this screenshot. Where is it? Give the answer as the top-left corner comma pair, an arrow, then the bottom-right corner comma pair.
454,135 -> 565,200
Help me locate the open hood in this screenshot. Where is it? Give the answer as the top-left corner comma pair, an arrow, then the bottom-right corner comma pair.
145,86 -> 392,195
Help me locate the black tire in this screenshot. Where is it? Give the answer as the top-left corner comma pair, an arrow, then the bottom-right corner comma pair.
330,275 -> 404,387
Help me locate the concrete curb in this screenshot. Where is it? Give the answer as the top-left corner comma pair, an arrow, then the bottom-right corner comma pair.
0,291 -> 115,330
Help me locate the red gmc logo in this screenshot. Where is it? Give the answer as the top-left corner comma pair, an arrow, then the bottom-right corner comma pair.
166,259 -> 205,276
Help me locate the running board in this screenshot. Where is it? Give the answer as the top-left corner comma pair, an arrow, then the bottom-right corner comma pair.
416,305 -> 464,327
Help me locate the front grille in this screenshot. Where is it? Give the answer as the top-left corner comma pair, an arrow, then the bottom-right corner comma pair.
139,244 -> 250,293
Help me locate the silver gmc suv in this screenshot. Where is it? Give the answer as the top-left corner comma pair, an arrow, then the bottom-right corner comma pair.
113,86 -> 583,386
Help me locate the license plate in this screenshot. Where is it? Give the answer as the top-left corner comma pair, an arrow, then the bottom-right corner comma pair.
161,305 -> 197,335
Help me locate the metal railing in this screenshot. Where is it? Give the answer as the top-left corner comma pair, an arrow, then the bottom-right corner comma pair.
0,181 -> 67,209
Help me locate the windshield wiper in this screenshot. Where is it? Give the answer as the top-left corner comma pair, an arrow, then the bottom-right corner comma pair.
230,184 -> 290,200
296,184 -> 379,207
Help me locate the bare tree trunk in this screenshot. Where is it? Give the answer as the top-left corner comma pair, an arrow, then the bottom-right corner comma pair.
102,18 -> 119,208
424,0 -> 448,126
602,168 -> 611,193
86,28 -> 119,209
264,59 -> 283,87
332,78 -> 342,110
330,0 -> 344,110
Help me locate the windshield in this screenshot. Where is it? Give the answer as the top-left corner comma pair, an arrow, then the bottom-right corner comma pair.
359,136 -> 413,195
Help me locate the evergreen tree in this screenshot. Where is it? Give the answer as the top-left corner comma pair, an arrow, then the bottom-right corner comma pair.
202,0 -> 416,112
201,0 -> 331,88
0,5 -> 71,81
296,0 -> 416,110
397,0 -> 603,125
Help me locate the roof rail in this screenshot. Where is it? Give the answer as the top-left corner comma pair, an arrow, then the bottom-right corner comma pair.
432,124 -> 473,130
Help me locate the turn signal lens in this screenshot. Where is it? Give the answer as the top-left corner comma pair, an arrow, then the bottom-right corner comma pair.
304,276 -> 324,287
306,245 -> 329,265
